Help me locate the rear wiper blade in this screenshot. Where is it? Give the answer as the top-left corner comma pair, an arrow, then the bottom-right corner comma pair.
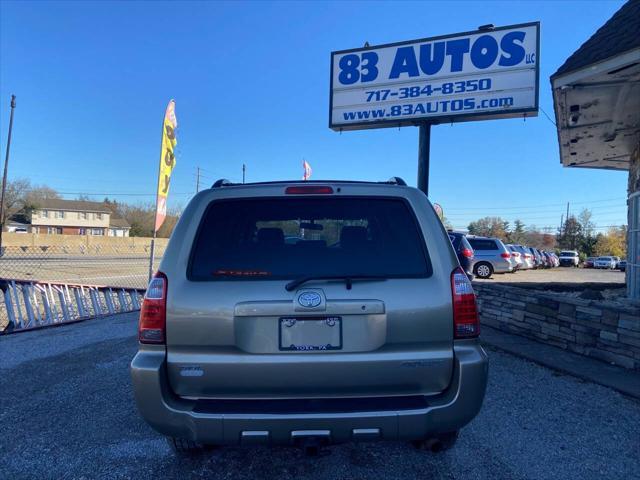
285,275 -> 386,292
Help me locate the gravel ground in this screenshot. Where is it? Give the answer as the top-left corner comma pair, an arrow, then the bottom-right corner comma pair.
476,266 -> 625,284
1,313 -> 639,480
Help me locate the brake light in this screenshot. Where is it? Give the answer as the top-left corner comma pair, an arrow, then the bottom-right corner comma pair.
512,252 -> 519,257
451,267 -> 480,339
285,185 -> 334,194
139,271 -> 167,344
500,252 -> 511,259
525,254 -> 531,259
461,248 -> 474,258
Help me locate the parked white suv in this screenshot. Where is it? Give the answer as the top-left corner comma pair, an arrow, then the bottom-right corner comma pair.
558,250 -> 579,267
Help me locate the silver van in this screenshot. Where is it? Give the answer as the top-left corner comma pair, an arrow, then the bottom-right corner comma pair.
131,179 -> 488,454
466,236 -> 513,278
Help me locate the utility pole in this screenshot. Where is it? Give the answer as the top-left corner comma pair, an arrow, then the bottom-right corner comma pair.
0,94 -> 16,253
195,166 -> 201,193
565,202 -> 570,230
560,214 -> 564,235
242,164 -> 246,184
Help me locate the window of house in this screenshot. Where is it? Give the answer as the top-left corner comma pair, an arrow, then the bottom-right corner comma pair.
91,228 -> 104,236
79,212 -> 87,220
79,228 -> 86,235
55,211 -> 64,219
96,213 -> 103,220
47,227 -> 63,235
41,210 -> 49,218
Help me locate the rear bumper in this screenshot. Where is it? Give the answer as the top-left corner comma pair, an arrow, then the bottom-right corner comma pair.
493,260 -> 513,274
130,341 -> 488,446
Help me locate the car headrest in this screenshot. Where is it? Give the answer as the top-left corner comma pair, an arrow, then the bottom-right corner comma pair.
257,228 -> 284,247
340,226 -> 367,249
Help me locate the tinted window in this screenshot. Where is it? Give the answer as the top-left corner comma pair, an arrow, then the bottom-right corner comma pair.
189,197 -> 431,280
448,233 -> 462,250
468,239 -> 497,251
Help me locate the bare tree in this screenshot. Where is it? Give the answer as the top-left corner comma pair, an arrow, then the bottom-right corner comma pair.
0,179 -> 32,228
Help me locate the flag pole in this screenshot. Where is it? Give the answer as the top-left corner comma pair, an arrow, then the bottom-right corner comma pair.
148,114 -> 165,283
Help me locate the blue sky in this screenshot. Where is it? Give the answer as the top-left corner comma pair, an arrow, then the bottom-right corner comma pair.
0,0 -> 629,232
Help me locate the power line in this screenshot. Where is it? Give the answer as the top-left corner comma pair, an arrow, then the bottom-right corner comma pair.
540,106 -> 557,127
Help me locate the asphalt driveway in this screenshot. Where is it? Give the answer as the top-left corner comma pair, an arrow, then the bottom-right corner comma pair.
1,313 -> 638,480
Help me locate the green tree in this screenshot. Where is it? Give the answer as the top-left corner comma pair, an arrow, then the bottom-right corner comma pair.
509,219 -> 526,244
557,216 -> 582,250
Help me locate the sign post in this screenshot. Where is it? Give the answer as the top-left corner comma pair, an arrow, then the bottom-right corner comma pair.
417,123 -> 431,195
329,23 -> 540,194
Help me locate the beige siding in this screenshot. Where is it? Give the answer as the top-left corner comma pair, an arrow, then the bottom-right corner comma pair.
31,209 -> 110,228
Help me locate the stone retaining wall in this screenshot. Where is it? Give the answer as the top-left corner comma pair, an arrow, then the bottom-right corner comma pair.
475,283 -> 640,369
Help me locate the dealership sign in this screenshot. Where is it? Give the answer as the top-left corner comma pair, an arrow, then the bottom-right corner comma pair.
330,23 -> 539,131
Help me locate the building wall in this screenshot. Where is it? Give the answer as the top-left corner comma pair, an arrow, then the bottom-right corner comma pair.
30,209 -> 110,228
628,141 -> 640,299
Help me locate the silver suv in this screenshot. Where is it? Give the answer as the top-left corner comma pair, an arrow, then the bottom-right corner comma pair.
466,236 -> 513,278
131,179 -> 488,454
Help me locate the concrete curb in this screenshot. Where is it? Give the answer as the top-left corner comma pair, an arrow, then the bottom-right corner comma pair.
480,325 -> 640,400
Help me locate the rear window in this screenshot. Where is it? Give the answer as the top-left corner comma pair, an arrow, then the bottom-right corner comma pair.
448,233 -> 461,250
189,197 -> 431,281
560,251 -> 578,257
468,238 -> 497,251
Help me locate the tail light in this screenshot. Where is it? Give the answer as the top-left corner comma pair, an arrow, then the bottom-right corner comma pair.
451,267 -> 480,339
524,254 -> 531,259
139,271 -> 167,344
500,252 -> 511,259
461,248 -> 474,258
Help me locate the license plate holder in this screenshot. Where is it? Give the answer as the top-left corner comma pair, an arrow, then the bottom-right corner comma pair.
279,317 -> 342,351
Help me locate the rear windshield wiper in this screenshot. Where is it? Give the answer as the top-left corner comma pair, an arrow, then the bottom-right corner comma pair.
285,275 -> 386,292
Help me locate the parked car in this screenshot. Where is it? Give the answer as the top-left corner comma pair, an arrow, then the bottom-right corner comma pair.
448,231 -> 475,280
618,260 -> 627,272
467,235 -> 513,279
612,256 -> 621,268
550,253 -> 560,267
507,244 -> 534,269
131,179 -> 488,454
594,256 -> 616,269
559,250 -> 580,267
528,247 -> 543,269
506,245 -> 523,271
584,257 -> 596,268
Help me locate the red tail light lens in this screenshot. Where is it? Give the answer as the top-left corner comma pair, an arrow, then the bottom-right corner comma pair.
285,186 -> 334,194
139,272 -> 167,344
500,252 -> 511,259
451,267 -> 480,339
461,248 -> 474,258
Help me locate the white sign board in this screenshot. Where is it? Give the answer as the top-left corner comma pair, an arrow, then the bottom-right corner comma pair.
330,23 -> 539,131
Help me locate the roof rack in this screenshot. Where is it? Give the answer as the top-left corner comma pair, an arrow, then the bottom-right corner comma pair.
211,179 -> 234,188
210,177 -> 409,188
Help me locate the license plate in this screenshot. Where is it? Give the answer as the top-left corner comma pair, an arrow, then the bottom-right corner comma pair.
279,317 -> 342,351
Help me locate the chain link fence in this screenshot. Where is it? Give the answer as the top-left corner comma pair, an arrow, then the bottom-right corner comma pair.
0,244 -> 165,330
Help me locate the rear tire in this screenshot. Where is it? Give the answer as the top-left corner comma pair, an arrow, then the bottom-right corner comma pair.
474,262 -> 493,279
